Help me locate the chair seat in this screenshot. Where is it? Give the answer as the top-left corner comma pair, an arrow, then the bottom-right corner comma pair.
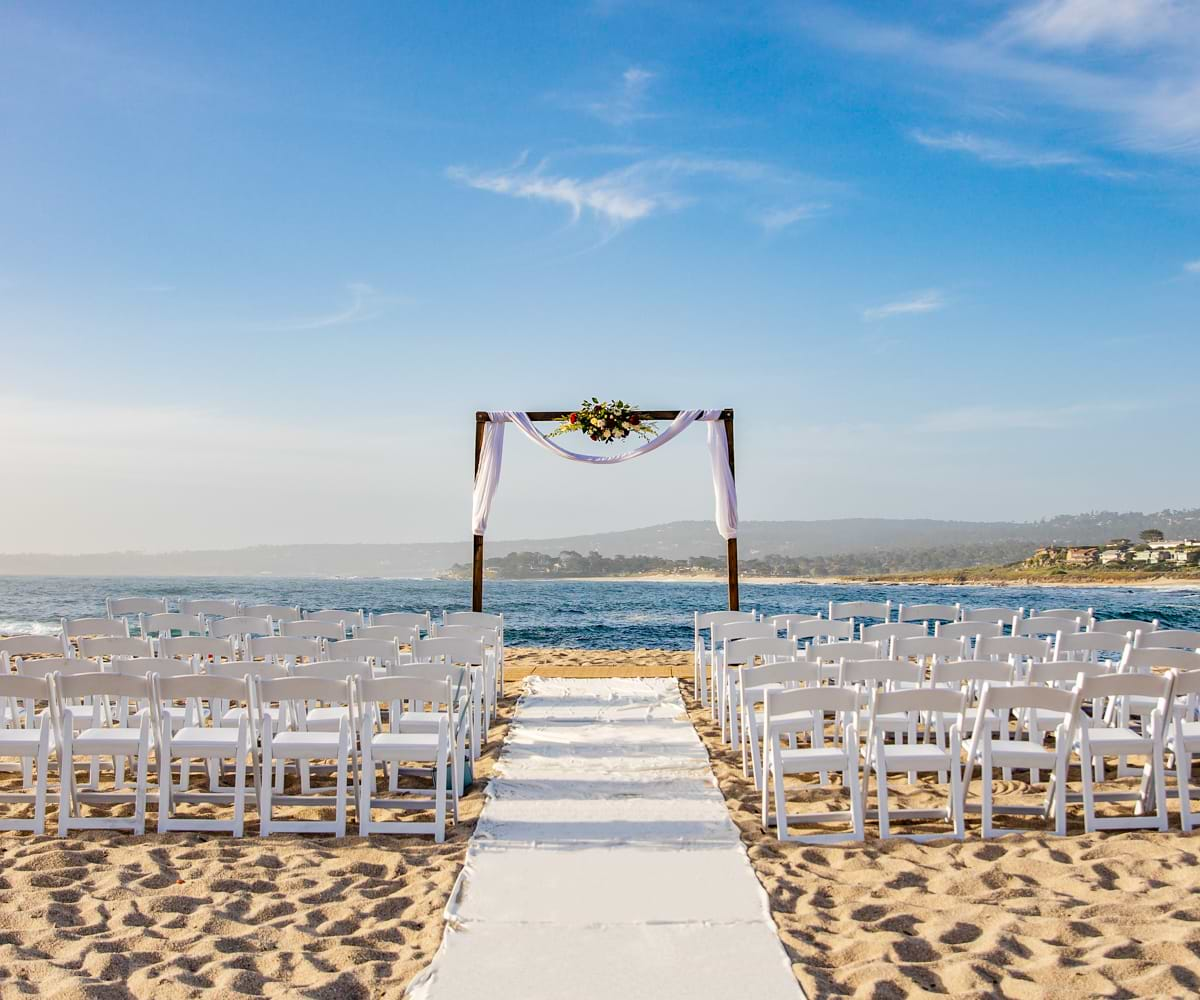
74,728 -> 148,755
271,730 -> 345,756
170,726 -> 242,754
984,739 -> 1059,766
1084,726 -> 1153,755
304,707 -> 349,731
777,746 -> 851,771
1173,720 -> 1200,752
369,732 -> 442,761
0,730 -> 43,751
873,743 -> 954,770
756,708 -> 816,732
1028,708 -> 1069,727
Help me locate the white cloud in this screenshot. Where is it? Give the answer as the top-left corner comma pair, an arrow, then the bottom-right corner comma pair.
862,290 -> 946,322
1184,259 -> 1200,274
246,282 -> 397,333
1000,0 -> 1184,50
585,66 -> 658,126
910,129 -> 1135,178
757,202 -> 830,230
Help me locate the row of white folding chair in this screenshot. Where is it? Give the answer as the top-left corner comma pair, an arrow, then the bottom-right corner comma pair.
693,610 -> 758,709
0,665 -> 459,839
762,667 -> 1184,842
440,611 -> 505,710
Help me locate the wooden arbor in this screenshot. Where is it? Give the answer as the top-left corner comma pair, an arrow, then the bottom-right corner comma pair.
471,409 -> 740,612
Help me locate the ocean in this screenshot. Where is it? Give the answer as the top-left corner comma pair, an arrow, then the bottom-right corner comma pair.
3,575 -> 1199,649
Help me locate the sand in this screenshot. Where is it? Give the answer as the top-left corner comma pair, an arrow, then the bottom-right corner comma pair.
3,648 -> 1200,1000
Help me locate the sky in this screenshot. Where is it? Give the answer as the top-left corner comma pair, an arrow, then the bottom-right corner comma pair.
1,0 -> 1198,553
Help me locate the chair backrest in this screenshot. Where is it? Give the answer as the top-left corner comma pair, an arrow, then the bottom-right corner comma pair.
78,636 -> 154,661
738,657 -> 823,691
935,620 -> 1003,642
371,611 -> 433,633
153,673 -> 250,714
1091,617 -> 1159,637
872,686 -> 966,721
325,638 -> 402,665
1134,629 -> 1200,651
1034,607 -> 1094,626
962,606 -> 1022,624
354,624 -> 420,646
892,635 -> 967,663
280,620 -> 343,640
789,619 -> 854,644
930,658 -> 1014,690
764,685 -> 860,739
861,622 -> 926,650
56,670 -> 151,702
0,673 -> 54,712
242,604 -> 302,623
443,610 -> 503,632
723,636 -> 796,666
1015,615 -> 1083,638
976,635 -> 1052,663
696,610 -> 756,631
1053,631 -> 1128,660
0,634 -> 68,658
14,655 -> 93,680
209,616 -> 273,639
1029,659 -> 1112,686
358,675 -> 453,717
412,636 -> 485,666
291,658 -> 374,683
1169,668 -> 1200,699
158,636 -> 237,661
109,655 -> 195,679
1080,670 -> 1173,712
764,614 -> 822,632
435,624 -> 500,645
141,612 -> 206,636
304,609 -> 366,628
897,603 -> 960,623
207,659 -> 288,682
62,617 -> 128,639
805,640 -> 882,664
976,682 -> 1079,717
246,635 -> 323,663
828,600 -> 890,621
713,621 -> 776,645
838,657 -> 924,689
257,675 -> 353,713
179,598 -> 241,618
106,597 -> 168,618
1120,646 -> 1200,674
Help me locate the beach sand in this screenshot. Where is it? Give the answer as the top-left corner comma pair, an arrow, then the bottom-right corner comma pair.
3,649 -> 1200,999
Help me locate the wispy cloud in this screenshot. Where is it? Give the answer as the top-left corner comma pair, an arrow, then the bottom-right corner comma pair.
448,152 -> 836,235
997,0 -> 1185,51
862,289 -> 946,322
756,202 -> 830,230
583,66 -> 659,126
910,129 -> 1134,179
793,3 -> 1200,157
247,282 -> 398,333
1185,259 -> 1200,275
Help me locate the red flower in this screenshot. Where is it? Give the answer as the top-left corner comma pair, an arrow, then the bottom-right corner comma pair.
569,413 -> 577,424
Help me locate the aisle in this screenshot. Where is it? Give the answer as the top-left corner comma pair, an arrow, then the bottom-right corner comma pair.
407,677 -> 802,1000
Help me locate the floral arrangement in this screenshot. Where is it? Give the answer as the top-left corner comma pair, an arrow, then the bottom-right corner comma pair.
547,398 -> 658,443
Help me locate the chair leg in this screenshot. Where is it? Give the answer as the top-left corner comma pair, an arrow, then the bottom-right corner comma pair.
1080,748 -> 1097,833
876,763 -> 891,840
133,743 -> 149,836
334,739 -> 348,838
772,752 -> 789,840
981,737 -> 993,839
434,746 -> 447,843
950,732 -> 965,839
233,735 -> 247,839
848,757 -> 864,840
1179,750 -> 1194,833
33,738 -> 49,836
359,746 -> 374,836
1154,750 -> 1169,832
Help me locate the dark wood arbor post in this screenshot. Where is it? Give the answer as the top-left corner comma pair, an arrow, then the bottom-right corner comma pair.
472,409 -> 739,612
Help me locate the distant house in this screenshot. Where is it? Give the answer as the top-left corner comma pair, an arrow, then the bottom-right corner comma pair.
1066,546 -> 1099,566
1100,550 -> 1127,566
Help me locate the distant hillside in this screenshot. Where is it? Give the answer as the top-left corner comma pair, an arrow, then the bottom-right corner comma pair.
1,509 -> 1196,577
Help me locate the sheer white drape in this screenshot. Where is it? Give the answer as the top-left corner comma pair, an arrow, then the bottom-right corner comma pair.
471,409 -> 738,540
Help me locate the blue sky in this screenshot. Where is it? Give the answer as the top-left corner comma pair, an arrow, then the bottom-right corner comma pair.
2,1 -> 1198,552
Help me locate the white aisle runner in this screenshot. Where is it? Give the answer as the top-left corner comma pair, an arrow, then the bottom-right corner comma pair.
408,677 -> 802,1000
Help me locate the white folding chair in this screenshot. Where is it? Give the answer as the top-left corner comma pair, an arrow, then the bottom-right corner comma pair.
965,683 -> 1080,837
1091,617 -> 1159,638
355,624 -> 420,649
934,620 -> 1003,653
208,660 -> 290,790
837,656 -> 921,779
326,637 -> 405,677
862,622 -> 926,655
159,635 -> 238,664
1134,629 -> 1200,652
712,621 -> 777,740
1166,668 -> 1200,831
78,636 -> 155,663
694,610 -> 756,708
1016,615 -> 1084,639
863,687 -> 967,840
1112,645 -> 1200,777
789,619 -> 854,650
0,635 -> 65,659
0,674 -> 52,833
962,606 -> 1023,626
1035,607 -> 1095,629
723,636 -> 797,751
355,675 -> 453,841
828,600 -> 891,627
108,655 -> 199,790
412,637 -> 485,762
290,660 -> 373,794
255,675 -> 355,836
152,673 -> 252,836
1053,630 -> 1128,665
975,635 -> 1052,681
62,617 -> 128,655
434,624 -> 502,727
897,603 -> 960,626
245,635 -> 323,665
1075,671 -> 1173,832
141,612 -> 207,638
738,658 -> 822,789
243,604 -> 302,626
762,686 -> 863,843
13,656 -> 104,785
371,611 -> 432,635
891,635 -> 966,673
929,658 -> 1015,749
50,672 -> 153,835
764,614 -> 822,637
304,609 -> 365,637
209,616 -> 274,656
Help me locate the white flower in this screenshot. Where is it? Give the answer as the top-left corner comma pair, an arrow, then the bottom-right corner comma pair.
602,429 -> 611,438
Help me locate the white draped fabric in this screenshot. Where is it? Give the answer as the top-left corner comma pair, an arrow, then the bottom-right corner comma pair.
471,409 -> 737,540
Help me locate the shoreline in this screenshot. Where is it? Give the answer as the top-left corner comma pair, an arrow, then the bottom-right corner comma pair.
526,573 -> 1200,590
